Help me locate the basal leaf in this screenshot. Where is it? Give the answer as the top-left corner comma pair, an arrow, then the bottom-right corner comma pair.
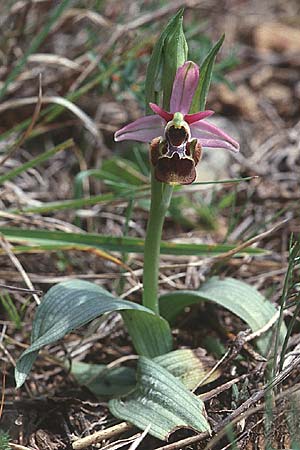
154,348 -> 220,390
159,277 -> 286,354
122,310 -> 173,358
109,357 -> 211,441
70,361 -> 136,397
72,348 -> 219,400
15,280 -> 172,388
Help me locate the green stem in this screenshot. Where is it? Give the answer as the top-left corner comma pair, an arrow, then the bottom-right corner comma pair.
142,173 -> 173,313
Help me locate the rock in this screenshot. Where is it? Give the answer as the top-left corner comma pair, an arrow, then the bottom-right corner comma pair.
254,22 -> 300,53
217,84 -> 260,121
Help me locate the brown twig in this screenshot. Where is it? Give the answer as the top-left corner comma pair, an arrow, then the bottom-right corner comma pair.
0,363 -> 6,420
72,422 -> 133,450
0,283 -> 43,295
213,219 -> 290,261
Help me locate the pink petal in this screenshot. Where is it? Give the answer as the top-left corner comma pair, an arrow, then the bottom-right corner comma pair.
149,103 -> 173,122
114,115 -> 165,143
195,137 -> 239,152
190,120 -> 239,152
170,61 -> 199,114
184,110 -> 214,124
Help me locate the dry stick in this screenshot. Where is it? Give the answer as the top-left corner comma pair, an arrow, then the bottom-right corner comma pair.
0,283 -> 43,295
200,374 -> 249,402
243,311 -> 280,343
128,424 -> 151,450
72,422 -> 133,450
0,74 -> 43,168
0,236 -> 41,305
213,218 -> 290,261
8,444 -> 35,450
0,363 -> 6,419
0,341 -> 16,367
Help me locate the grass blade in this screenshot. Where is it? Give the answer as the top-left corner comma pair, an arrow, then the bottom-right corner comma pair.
0,139 -> 74,185
0,227 -> 267,257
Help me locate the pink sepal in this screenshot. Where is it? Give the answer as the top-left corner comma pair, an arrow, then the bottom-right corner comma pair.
149,103 -> 173,122
184,110 -> 214,124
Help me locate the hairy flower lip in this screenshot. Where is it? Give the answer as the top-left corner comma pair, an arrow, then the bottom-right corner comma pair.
150,137 -> 202,185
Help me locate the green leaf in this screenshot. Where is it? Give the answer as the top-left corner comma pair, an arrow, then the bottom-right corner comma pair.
70,361 -> 136,397
190,34 -> 225,112
72,348 -> 219,399
161,11 -> 188,109
154,348 -> 220,390
15,280 -> 172,388
109,357 -> 211,441
0,227 -> 267,257
122,310 -> 172,358
145,9 -> 185,112
159,277 -> 287,354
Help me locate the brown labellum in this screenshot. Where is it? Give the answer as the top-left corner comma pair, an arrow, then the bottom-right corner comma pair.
150,136 -> 202,185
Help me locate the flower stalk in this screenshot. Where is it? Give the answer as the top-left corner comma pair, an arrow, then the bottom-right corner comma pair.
142,175 -> 173,313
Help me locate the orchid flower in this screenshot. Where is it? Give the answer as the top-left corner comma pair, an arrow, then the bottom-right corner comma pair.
115,61 -> 239,185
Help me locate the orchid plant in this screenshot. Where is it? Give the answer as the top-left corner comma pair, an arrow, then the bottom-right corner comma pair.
13,10 -> 285,443
116,58 -> 239,314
